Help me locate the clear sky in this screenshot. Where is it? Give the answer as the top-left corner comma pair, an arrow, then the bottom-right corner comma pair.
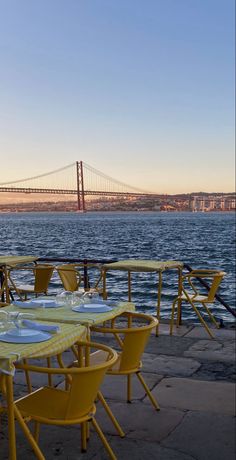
0,0 -> 235,194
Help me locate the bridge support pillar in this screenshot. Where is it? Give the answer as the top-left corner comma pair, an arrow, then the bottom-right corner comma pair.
76,161 -> 86,212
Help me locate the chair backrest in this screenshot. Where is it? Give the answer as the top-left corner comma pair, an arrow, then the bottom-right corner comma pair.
57,264 -> 81,292
205,272 -> 225,302
187,270 -> 226,302
16,341 -> 117,421
33,265 -> 54,293
66,342 -> 117,419
91,312 -> 158,372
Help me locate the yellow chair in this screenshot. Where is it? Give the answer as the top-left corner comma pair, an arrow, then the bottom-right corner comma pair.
14,341 -> 118,459
90,312 -> 160,410
57,263 -> 104,294
170,269 -> 226,338
11,264 -> 54,300
56,264 -> 81,291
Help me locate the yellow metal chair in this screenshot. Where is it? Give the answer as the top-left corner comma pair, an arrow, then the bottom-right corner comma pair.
90,312 -> 160,410
14,341 -> 118,459
10,264 -> 54,300
170,269 -> 226,338
57,263 -> 104,294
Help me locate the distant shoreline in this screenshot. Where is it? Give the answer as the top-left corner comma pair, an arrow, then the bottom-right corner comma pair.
0,210 -> 235,215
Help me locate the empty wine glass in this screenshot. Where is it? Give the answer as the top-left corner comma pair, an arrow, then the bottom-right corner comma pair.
72,291 -> 85,306
83,291 -> 100,304
55,291 -> 74,307
7,312 -> 35,335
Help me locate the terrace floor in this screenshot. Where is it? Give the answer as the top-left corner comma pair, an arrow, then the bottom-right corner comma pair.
1,322 -> 235,459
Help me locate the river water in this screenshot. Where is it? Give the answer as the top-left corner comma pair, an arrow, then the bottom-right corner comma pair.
0,211 -> 235,324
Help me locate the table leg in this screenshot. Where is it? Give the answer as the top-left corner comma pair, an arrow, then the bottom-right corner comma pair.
5,374 -> 45,460
177,267 -> 182,326
156,271 -> 162,336
102,270 -> 107,300
5,375 -> 17,460
0,268 -> 5,303
4,267 -> 11,304
128,271 -> 132,302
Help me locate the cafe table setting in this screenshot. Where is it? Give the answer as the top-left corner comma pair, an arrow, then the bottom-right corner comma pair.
0,310 -> 87,460
0,291 -> 135,458
4,291 -> 135,329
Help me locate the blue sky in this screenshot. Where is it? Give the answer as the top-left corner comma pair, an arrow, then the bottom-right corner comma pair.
0,0 -> 235,193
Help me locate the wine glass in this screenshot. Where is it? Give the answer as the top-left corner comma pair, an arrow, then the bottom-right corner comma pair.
82,291 -> 100,305
7,312 -> 35,335
55,291 -> 74,307
72,291 -> 85,306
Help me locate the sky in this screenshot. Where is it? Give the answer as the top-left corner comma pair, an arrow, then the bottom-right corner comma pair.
0,0 -> 235,196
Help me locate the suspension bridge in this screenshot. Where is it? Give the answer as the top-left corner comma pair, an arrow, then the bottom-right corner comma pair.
0,161 -> 176,211
0,161 -> 194,211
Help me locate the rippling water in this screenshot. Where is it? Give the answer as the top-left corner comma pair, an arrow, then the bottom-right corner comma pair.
0,211 -> 235,324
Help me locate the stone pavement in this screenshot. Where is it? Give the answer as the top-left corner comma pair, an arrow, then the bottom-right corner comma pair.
0,323 -> 235,459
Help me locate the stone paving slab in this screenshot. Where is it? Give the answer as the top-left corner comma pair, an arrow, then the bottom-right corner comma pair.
142,353 -> 201,377
151,377 -> 235,415
145,334 -> 198,356
193,361 -> 236,382
185,326 -> 236,340
184,339 -> 235,363
95,400 -> 185,442
100,438 -> 194,460
162,410 -> 236,460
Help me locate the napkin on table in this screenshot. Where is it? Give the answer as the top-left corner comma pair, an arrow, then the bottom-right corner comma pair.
22,319 -> 60,333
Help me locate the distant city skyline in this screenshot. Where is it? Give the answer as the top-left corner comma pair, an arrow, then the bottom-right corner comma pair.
0,1 -> 235,193
0,191 -> 235,212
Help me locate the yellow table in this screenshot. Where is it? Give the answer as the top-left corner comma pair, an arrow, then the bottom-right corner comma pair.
0,321 -> 86,460
5,300 -> 135,329
102,259 -> 183,335
0,256 -> 38,266
0,256 -> 38,305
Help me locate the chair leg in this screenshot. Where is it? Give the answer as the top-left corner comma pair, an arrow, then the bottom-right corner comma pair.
176,298 -> 182,327
170,298 -> 178,335
127,374 -> 132,403
92,418 -> 117,460
34,421 -> 40,443
23,359 -> 32,393
136,372 -> 160,411
14,405 -> 45,460
97,391 -> 125,437
46,358 -> 53,386
189,300 -> 214,338
81,422 -> 87,452
202,303 -> 220,329
86,421 -> 90,441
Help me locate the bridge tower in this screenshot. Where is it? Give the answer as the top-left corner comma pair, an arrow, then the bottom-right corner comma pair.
76,161 -> 86,212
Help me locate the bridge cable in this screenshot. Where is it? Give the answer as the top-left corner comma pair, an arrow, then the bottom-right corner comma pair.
0,162 -> 75,186
83,162 -> 151,194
